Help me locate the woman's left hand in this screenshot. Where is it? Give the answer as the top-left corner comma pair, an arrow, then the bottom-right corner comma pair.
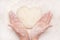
9,11 -> 29,40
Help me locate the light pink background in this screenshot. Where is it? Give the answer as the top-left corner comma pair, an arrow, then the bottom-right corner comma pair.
0,0 -> 60,40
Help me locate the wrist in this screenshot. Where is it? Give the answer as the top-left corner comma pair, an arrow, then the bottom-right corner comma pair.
20,37 -> 29,40
32,37 -> 39,40
32,38 -> 38,40
20,35 -> 30,40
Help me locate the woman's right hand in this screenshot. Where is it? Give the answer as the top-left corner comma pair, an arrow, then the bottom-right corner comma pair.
30,11 -> 53,40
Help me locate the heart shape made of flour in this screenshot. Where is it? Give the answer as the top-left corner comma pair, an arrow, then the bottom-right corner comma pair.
16,6 -> 44,29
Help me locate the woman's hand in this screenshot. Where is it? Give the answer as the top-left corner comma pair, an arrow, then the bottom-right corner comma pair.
30,11 -> 53,40
9,11 -> 29,40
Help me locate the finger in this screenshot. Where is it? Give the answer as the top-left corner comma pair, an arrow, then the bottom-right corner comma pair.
9,11 -> 18,28
40,24 -> 52,31
9,11 -> 20,25
9,11 -> 23,28
9,11 -> 15,23
37,11 -> 53,26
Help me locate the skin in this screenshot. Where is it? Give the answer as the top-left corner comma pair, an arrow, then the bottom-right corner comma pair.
9,11 -> 52,40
